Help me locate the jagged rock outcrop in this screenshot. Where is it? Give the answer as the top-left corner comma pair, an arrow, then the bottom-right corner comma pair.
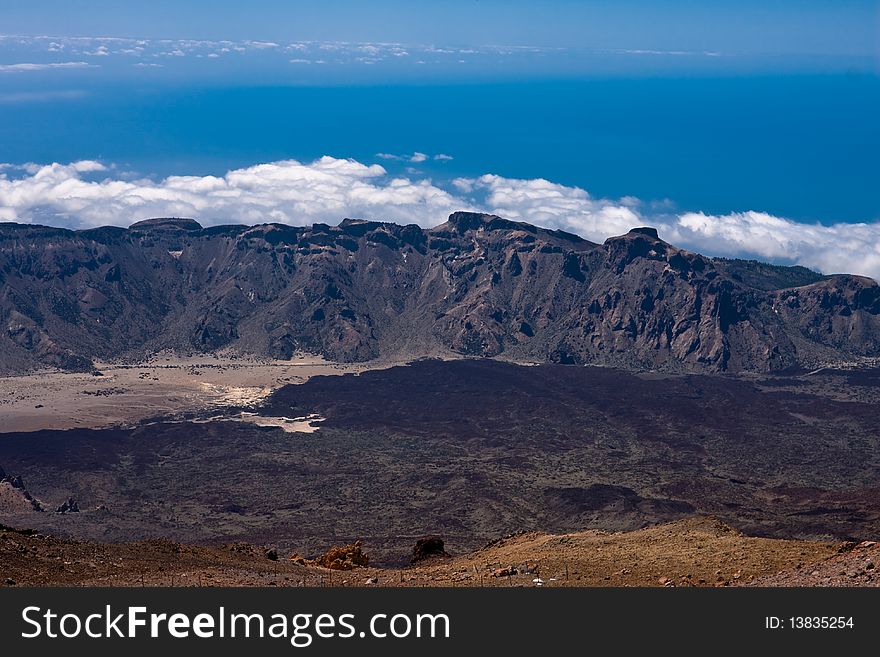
312,541 -> 370,570
0,468 -> 44,512
56,497 -> 80,514
1,212 -> 878,373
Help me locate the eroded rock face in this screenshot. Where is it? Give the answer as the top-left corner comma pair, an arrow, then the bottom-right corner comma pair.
1,213 -> 878,373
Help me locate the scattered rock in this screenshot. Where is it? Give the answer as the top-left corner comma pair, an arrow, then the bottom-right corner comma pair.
410,536 -> 450,563
365,577 -> 378,585
4,578 -> 15,586
265,548 -> 278,561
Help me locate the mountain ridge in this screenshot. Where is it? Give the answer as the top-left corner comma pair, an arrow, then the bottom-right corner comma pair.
2,211 -> 878,374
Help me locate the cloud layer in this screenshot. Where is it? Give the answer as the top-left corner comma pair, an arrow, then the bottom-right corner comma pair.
0,61 -> 95,72
0,34 -> 564,72
1,156 -> 878,281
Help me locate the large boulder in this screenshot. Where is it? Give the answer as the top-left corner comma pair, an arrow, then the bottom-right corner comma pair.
411,536 -> 450,563
313,540 -> 369,570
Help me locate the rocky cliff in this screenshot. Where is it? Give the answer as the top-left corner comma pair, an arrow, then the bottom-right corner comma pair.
1,212 -> 878,373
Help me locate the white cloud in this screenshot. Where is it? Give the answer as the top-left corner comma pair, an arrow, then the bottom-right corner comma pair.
85,45 -> 110,56
375,152 -> 452,163
69,160 -> 107,173
245,41 -> 279,50
461,175 -> 880,280
0,157 -> 469,232
461,174 -> 645,240
0,61 -> 96,72
667,212 -> 880,279
1,156 -> 878,281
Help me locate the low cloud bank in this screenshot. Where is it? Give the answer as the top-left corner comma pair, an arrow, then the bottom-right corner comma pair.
1,156 -> 878,280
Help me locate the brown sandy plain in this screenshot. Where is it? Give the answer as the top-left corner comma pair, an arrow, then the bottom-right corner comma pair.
0,353 -> 404,433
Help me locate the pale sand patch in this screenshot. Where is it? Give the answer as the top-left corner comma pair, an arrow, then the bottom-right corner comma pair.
0,353 -> 406,433
236,412 -> 326,433
197,383 -> 273,408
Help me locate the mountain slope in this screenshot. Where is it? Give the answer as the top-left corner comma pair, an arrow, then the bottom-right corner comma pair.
1,212 -> 878,374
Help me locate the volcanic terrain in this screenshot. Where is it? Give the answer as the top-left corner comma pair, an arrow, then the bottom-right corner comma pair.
2,213 -> 878,375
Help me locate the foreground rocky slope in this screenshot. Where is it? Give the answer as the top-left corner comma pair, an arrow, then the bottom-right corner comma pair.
0,517 -> 851,588
2,213 -> 879,374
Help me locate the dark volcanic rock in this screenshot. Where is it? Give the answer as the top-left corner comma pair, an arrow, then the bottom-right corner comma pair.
56,498 -> 80,514
1,212 -> 878,374
411,536 -> 450,563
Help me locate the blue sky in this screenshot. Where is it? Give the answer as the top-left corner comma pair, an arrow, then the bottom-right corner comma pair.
1,1 -> 879,278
